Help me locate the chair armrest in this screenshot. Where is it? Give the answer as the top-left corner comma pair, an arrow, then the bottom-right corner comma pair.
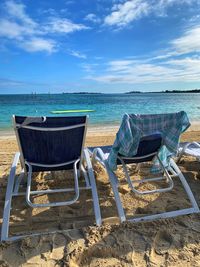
179,142 -> 200,154
10,152 -> 20,179
177,141 -> 200,162
189,142 -> 200,148
91,147 -> 107,166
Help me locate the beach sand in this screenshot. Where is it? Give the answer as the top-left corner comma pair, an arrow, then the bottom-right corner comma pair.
1,128 -> 200,266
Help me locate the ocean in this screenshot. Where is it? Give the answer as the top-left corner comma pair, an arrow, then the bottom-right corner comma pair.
0,93 -> 200,132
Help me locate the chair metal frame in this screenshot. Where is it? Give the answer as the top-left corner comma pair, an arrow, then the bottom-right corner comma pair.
89,146 -> 199,223
1,116 -> 102,241
177,142 -> 200,162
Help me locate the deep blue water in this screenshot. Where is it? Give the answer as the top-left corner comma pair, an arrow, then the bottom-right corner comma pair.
0,93 -> 200,131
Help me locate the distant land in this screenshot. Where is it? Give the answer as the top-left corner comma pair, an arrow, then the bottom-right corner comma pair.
164,89 -> 200,93
125,91 -> 141,94
62,92 -> 103,94
126,89 -> 200,94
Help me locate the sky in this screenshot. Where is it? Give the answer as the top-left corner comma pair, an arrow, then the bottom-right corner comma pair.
0,0 -> 200,94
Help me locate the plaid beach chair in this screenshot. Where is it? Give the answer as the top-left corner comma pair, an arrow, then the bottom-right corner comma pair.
1,115 -> 101,241
89,112 -> 199,223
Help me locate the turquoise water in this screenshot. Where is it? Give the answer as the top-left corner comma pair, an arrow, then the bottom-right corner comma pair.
0,93 -> 200,131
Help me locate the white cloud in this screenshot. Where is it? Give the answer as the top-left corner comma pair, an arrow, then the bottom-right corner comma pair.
104,0 -> 150,27
171,25 -> 200,54
84,13 -> 101,23
0,1 -> 39,39
44,17 -> 90,34
19,38 -> 57,53
0,0 -> 90,53
69,50 -> 87,59
0,19 -> 25,39
86,32 -> 200,85
5,0 -> 37,27
88,59 -> 182,83
107,60 -> 136,71
87,55 -> 200,84
104,0 -> 200,28
81,63 -> 99,73
88,21 -> 200,84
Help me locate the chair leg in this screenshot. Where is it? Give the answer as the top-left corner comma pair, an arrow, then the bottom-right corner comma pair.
170,159 -> 199,212
13,169 -> 25,194
1,152 -> 20,241
83,149 -> 102,226
107,168 -> 126,222
80,164 -> 91,188
127,159 -> 200,223
91,148 -> 199,224
90,147 -> 126,223
119,156 -> 174,195
25,160 -> 80,208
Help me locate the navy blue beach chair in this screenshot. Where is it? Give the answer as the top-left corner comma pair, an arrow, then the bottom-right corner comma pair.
89,113 -> 199,223
1,115 -> 101,241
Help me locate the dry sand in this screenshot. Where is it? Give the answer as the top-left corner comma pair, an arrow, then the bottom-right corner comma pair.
0,129 -> 200,266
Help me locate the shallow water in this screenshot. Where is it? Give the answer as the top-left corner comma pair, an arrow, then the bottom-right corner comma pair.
0,93 -> 200,131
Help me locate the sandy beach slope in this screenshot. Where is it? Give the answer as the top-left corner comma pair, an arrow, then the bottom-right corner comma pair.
1,129 -> 200,266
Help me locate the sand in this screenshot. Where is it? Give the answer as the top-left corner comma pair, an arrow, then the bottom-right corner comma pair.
0,129 -> 200,266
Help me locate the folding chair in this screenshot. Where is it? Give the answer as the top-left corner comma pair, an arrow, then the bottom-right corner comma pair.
89,114 -> 199,223
1,115 -> 101,241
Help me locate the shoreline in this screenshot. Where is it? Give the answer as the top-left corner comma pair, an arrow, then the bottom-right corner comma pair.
1,121 -> 200,138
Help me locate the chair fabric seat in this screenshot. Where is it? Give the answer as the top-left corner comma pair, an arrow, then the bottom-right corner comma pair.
15,116 -> 86,172
119,132 -> 162,163
89,132 -> 162,165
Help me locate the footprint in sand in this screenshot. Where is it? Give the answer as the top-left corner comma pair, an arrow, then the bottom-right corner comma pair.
152,230 -> 173,256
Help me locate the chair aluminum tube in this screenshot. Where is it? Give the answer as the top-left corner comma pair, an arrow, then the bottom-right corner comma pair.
79,116 -> 88,178
12,186 -> 91,197
1,152 -> 20,241
118,155 -> 174,195
25,160 -> 80,208
91,147 -> 126,222
81,164 -> 91,188
131,176 -> 167,184
89,148 -> 106,167
170,158 -> 199,212
168,166 -> 178,176
121,151 -> 157,161
83,148 -> 102,226
177,141 -> 200,162
156,154 -> 174,184
15,123 -> 86,132
27,159 -> 76,168
128,207 -> 197,223
92,147 -> 119,185
191,142 -> 200,148
13,169 -> 25,194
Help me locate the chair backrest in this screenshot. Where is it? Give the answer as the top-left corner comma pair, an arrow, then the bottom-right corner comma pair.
118,133 -> 162,163
13,115 -> 88,172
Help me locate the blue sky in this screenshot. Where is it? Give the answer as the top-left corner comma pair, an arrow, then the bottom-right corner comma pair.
0,0 -> 200,93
